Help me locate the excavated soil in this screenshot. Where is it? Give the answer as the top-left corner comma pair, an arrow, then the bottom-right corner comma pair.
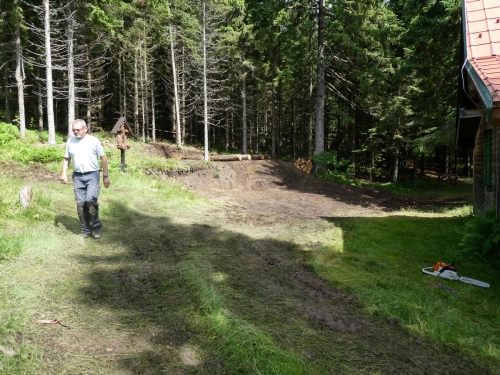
179,158 -> 415,220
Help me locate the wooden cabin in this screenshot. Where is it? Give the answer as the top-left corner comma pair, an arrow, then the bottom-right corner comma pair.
457,0 -> 500,213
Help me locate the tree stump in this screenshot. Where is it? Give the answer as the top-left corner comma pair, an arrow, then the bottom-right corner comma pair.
19,186 -> 33,207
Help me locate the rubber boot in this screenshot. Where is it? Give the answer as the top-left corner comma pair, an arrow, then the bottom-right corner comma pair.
88,203 -> 102,239
92,226 -> 102,239
76,201 -> 92,236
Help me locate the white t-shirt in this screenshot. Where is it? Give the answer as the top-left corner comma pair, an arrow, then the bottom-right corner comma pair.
64,134 -> 105,173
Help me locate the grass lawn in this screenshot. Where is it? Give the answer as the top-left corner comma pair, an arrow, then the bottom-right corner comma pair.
0,132 -> 499,374
309,214 -> 500,361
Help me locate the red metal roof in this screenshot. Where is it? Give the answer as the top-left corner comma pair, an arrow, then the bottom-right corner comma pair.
465,0 -> 500,122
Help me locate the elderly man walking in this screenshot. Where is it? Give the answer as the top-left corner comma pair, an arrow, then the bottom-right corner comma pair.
60,119 -> 110,238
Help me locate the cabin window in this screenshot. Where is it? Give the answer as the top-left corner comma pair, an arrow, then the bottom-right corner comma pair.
484,129 -> 493,192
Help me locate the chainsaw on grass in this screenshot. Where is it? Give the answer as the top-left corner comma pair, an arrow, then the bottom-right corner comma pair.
422,262 -> 490,288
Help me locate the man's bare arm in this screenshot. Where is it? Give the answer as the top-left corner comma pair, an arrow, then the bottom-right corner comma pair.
101,155 -> 110,188
60,157 -> 71,184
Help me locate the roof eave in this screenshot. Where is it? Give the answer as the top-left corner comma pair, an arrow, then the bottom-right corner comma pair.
464,60 -> 494,121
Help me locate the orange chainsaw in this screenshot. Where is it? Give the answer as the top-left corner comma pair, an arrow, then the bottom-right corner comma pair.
422,262 -> 490,288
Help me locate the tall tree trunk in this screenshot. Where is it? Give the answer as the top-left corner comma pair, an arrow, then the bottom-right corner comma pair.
277,79 -> 282,156
202,0 -> 209,161
412,153 -> 418,182
44,0 -> 55,144
225,105 -> 229,152
140,60 -> 145,143
172,95 -> 176,139
392,139 -> 399,183
420,153 -> 426,176
122,56 -> 127,117
97,96 -> 102,128
170,26 -> 181,145
37,67 -> 43,131
370,150 -> 375,182
351,108 -> 357,173
144,28 -> 150,142
242,61 -> 247,154
181,47 -> 186,143
86,48 -> 92,132
4,69 -> 11,123
38,96 -> 44,130
308,63 -> 314,159
249,88 -> 254,153
151,82 -> 156,142
314,0 -> 325,172
67,3 -> 75,137
256,111 -> 259,154
293,98 -> 296,160
140,37 -> 147,143
118,56 -> 123,116
231,108 -> 234,148
271,88 -> 276,157
134,50 -> 139,138
14,0 -> 26,137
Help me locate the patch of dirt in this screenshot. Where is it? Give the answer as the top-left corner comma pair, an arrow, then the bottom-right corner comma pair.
0,160 -> 60,183
180,158 -> 416,219
142,142 -> 205,161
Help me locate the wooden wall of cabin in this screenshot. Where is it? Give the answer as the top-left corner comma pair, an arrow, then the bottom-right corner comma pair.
473,115 -> 500,214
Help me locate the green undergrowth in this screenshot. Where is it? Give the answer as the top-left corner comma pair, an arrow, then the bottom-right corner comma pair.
0,122 -> 207,176
361,175 -> 473,202
460,208 -> 500,259
107,138 -> 209,175
0,122 -> 63,164
311,154 -> 472,202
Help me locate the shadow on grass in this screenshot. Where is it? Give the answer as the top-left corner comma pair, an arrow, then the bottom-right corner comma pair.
54,213 -> 82,235
67,201 -> 494,374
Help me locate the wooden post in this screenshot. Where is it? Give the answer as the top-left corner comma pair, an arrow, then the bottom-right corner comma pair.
111,117 -> 135,173
120,149 -> 126,172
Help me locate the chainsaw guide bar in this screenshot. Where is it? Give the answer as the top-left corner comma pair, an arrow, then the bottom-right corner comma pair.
422,263 -> 490,288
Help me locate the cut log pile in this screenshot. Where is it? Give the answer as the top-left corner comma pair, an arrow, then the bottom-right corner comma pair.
294,158 -> 313,174
209,154 -> 271,161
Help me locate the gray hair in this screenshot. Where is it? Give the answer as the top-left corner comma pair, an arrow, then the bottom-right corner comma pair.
72,119 -> 87,129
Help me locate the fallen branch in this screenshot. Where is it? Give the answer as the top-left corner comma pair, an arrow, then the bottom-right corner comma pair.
31,319 -> 72,328
209,154 -> 271,161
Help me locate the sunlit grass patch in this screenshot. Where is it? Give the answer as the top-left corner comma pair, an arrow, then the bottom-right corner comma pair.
396,204 -> 474,217
0,235 -> 26,260
180,260 -> 312,375
309,213 -> 500,367
0,177 -> 58,230
448,204 -> 473,217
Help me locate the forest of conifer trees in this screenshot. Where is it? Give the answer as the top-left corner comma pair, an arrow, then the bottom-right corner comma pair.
0,0 -> 462,177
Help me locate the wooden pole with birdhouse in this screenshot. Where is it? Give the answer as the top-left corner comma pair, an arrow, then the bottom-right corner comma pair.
111,117 -> 135,172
